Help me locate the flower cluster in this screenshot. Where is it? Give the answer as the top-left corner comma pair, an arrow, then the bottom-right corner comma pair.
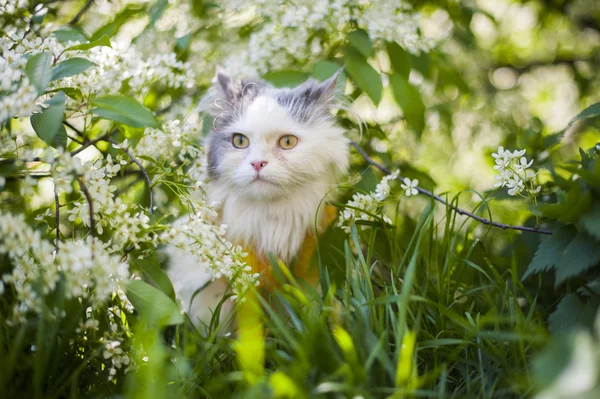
338,170 -> 399,233
221,0 -> 430,76
492,146 -> 541,197
159,205 -> 257,300
0,46 -> 40,122
0,212 -> 130,323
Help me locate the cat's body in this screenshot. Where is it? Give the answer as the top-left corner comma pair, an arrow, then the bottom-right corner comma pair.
166,70 -> 349,326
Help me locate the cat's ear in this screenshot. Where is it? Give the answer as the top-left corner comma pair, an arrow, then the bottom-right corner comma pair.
317,69 -> 343,100
296,68 -> 344,106
213,67 -> 240,104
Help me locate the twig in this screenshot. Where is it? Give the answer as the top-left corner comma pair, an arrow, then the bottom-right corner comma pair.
76,177 -> 96,259
113,141 -> 154,214
69,0 -> 95,25
71,132 -> 113,156
350,142 -> 553,235
54,190 -> 60,253
0,130 -> 115,166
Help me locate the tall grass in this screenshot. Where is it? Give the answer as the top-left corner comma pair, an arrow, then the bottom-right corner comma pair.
122,197 -> 549,399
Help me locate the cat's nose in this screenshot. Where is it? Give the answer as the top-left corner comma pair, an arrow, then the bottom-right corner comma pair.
251,160 -> 268,172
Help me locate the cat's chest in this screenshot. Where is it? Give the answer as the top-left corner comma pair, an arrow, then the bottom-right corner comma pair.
219,197 -> 315,263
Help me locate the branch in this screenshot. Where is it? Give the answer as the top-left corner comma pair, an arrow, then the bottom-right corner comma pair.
69,0 -> 95,25
0,130 -> 115,166
113,142 -> 154,214
76,177 -> 96,253
350,142 -> 553,235
54,190 -> 60,254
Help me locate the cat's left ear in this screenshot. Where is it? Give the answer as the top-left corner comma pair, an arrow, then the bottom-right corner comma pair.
300,68 -> 344,106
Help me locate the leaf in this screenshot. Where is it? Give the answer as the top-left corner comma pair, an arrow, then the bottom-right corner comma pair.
91,95 -> 159,128
555,231 -> 600,286
538,184 -> 592,223
51,58 -> 96,81
568,102 -> 600,127
348,29 -> 372,58
131,253 -> 176,301
25,52 -> 53,94
344,48 -> 382,105
64,35 -> 112,52
149,0 -> 169,24
312,60 -> 341,80
52,27 -> 88,44
263,71 -> 309,88
387,41 -> 411,78
548,294 -> 600,333
581,203 -> 600,240
91,7 -> 142,41
126,279 -> 184,326
30,91 -> 67,148
389,73 -> 425,135
522,225 -> 576,280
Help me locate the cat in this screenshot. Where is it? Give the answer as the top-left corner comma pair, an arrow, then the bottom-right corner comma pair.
165,69 -> 349,328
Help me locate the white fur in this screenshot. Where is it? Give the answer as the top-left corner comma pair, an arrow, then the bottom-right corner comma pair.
167,91 -> 349,329
210,95 -> 349,261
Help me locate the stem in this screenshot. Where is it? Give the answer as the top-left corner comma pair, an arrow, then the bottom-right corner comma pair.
69,0 -> 95,25
112,141 -> 154,214
350,142 -> 553,235
76,177 -> 96,259
54,190 -> 60,254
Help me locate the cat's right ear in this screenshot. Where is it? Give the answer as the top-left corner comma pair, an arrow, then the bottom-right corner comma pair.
213,67 -> 238,103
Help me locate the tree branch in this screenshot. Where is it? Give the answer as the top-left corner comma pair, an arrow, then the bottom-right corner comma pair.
69,0 -> 95,25
76,177 -> 96,258
350,142 -> 553,235
112,141 -> 154,214
54,190 -> 60,254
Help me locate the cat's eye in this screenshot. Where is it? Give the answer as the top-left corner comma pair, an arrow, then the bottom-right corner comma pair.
232,133 -> 250,149
279,135 -> 298,150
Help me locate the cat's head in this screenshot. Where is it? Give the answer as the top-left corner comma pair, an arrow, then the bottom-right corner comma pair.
204,69 -> 349,201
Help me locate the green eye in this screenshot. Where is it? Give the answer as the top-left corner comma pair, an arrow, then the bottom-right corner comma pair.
232,133 -> 250,149
279,135 -> 298,150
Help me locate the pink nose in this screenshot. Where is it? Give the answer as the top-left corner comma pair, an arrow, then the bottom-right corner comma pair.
251,160 -> 268,172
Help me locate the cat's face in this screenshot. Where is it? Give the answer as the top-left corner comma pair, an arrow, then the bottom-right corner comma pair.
206,71 -> 349,201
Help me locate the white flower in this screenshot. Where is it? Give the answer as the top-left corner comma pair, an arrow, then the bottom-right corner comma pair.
401,178 -> 419,197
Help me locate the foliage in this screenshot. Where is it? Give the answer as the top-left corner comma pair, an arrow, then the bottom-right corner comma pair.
1,0 -> 600,398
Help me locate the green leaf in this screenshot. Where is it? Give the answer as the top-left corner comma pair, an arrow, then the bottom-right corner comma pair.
263,71 -> 309,88
386,41 -> 411,78
312,60 -> 341,80
555,231 -> 600,285
91,95 -> 159,128
538,184 -> 592,223
64,35 -> 112,52
127,279 -> 184,326
348,29 -> 372,58
30,91 -> 67,148
389,73 -> 425,135
344,48 -> 382,105
522,226 -> 576,280
548,294 -> 600,332
52,27 -> 88,44
568,102 -> 600,127
91,7 -> 142,41
25,52 -> 53,94
51,58 -> 96,81
149,0 -> 169,24
581,203 -> 600,240
131,253 -> 176,301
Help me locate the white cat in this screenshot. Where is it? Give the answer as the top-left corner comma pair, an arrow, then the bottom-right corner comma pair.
165,69 -> 349,328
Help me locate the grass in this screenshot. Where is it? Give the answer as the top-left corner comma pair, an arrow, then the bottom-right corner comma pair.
0,190 -> 551,398
138,197 -> 549,398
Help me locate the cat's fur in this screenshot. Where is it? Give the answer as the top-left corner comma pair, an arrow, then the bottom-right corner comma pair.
166,70 -> 349,326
